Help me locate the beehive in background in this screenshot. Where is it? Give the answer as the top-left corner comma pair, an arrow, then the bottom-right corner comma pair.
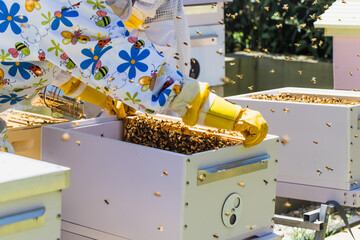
42,115 -> 279,240
227,87 -> 360,207
0,110 -> 67,159
315,0 -> 360,90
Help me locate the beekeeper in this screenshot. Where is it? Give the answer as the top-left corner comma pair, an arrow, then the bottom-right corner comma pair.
0,0 -> 267,152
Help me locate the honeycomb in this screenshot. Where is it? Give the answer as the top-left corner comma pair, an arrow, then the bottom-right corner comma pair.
249,93 -> 360,105
124,115 -> 243,155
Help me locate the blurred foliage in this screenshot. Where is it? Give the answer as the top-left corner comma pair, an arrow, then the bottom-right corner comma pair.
225,0 -> 336,60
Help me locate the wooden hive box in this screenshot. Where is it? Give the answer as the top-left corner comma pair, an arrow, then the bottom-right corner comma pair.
0,152 -> 70,239
227,87 -> 360,207
315,0 -> 360,90
42,115 -> 279,240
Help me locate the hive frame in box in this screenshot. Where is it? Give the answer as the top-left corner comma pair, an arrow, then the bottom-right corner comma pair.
42,115 -> 280,240
226,87 -> 360,207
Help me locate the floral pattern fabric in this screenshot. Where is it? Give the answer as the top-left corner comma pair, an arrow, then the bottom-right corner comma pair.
0,0 -> 185,115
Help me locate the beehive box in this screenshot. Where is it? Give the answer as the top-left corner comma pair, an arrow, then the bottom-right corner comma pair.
226,87 -> 360,206
0,110 -> 67,159
42,115 -> 279,240
0,152 -> 70,240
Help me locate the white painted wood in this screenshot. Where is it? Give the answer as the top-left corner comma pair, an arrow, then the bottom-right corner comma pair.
42,116 -> 279,240
0,152 -> 70,203
183,139 -> 278,240
61,231 -> 94,240
277,181 -> 360,208
0,191 -> 62,240
315,0 -> 360,35
62,221 -> 129,240
189,24 -> 225,87
254,232 -> 282,240
226,88 -> 360,198
0,152 -> 69,238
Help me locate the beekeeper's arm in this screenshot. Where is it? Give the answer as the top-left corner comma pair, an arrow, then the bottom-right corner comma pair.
1,0 -> 266,146
123,0 -> 166,32
169,78 -> 268,147
58,77 -> 135,118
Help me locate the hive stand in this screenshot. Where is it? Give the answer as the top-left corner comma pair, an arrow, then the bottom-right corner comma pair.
274,204 -> 360,240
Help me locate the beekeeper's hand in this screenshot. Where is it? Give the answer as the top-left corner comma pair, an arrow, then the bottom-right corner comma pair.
169,79 -> 268,147
59,77 -> 135,119
101,96 -> 136,119
233,108 -> 268,147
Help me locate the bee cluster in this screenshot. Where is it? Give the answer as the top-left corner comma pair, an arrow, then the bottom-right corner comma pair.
249,93 -> 360,105
124,115 -> 242,155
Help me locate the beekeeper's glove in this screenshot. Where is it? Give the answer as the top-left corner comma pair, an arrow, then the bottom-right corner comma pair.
169,80 -> 268,147
59,77 -> 135,119
123,7 -> 146,32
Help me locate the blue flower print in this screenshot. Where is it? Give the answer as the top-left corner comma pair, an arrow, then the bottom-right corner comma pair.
151,43 -> 163,57
2,61 -> 33,80
152,88 -> 171,107
176,70 -> 183,77
80,44 -> 112,75
117,21 -> 129,37
0,2 -> 28,35
51,7 -> 79,31
0,93 -> 25,105
117,46 -> 150,79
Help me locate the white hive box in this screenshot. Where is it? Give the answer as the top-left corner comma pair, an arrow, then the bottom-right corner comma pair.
41,115 -> 280,240
0,152 -> 70,239
226,87 -> 360,206
314,0 -> 360,90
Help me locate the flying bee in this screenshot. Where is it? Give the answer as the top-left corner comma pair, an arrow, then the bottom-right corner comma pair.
8,42 -> 30,59
61,29 -> 90,45
25,0 -> 41,12
94,66 -> 108,80
29,65 -> 43,77
128,37 -> 145,49
138,64 -> 158,92
92,11 -> 111,28
60,52 -> 76,70
325,166 -> 334,171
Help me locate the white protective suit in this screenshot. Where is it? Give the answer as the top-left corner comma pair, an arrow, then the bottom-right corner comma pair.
130,0 -> 191,75
0,0 -> 268,151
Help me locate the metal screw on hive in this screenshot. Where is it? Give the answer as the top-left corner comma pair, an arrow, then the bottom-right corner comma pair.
39,85 -> 85,119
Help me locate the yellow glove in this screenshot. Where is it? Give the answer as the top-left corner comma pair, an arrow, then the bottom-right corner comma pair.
170,80 -> 268,147
234,108 -> 268,147
59,77 -> 135,119
101,96 -> 136,119
123,7 -> 146,32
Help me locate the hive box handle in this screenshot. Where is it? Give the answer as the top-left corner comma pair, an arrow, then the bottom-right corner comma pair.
197,153 -> 270,185
0,207 -> 45,227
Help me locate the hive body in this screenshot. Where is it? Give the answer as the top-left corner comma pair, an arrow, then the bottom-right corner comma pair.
227,88 -> 360,206
0,153 -> 69,239
42,116 -> 279,240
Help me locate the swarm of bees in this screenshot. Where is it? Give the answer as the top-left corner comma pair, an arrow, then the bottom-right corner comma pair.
124,115 -> 242,155
249,93 -> 360,105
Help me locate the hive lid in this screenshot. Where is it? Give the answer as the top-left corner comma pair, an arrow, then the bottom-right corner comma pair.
0,152 -> 70,203
314,0 -> 360,37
